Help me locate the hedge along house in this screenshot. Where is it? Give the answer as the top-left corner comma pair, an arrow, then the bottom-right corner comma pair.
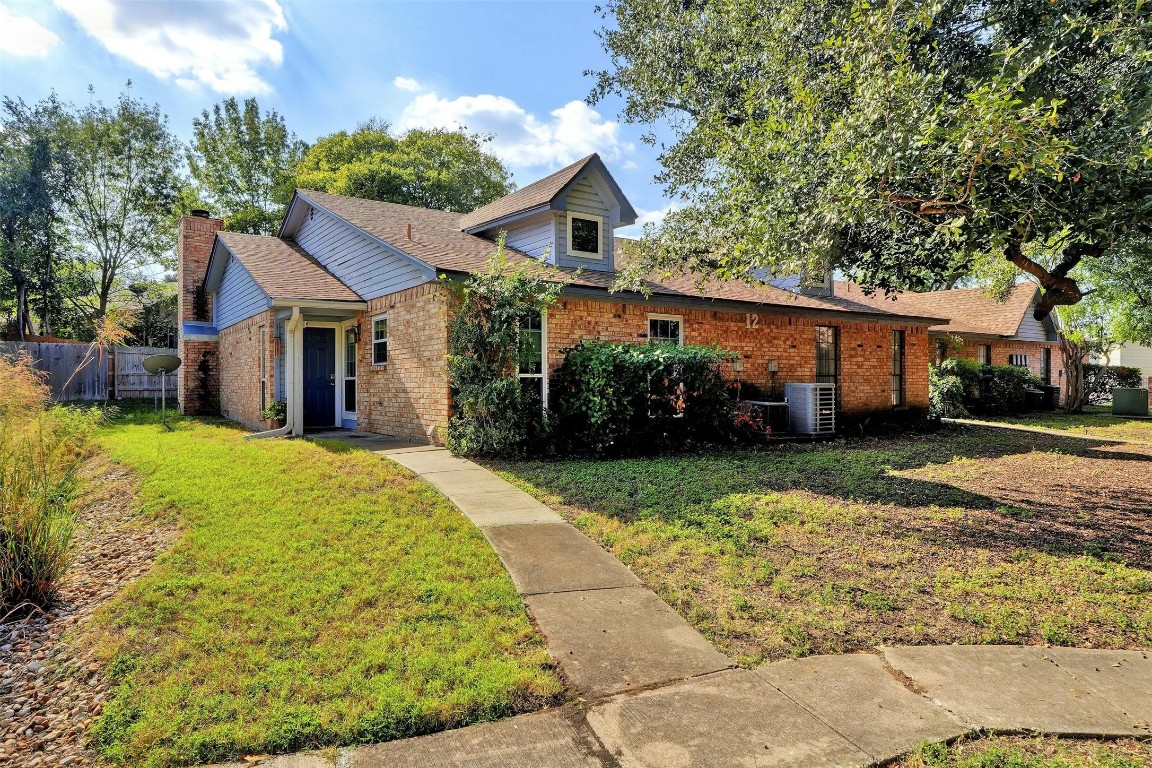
836,282 -> 1067,393
177,154 -> 949,442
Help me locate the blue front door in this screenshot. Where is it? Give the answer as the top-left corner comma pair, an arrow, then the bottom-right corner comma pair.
303,327 -> 336,428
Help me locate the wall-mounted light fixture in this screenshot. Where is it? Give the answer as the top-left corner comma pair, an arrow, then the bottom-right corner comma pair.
349,324 -> 361,343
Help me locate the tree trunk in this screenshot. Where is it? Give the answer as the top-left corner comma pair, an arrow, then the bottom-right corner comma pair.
1060,337 -> 1088,413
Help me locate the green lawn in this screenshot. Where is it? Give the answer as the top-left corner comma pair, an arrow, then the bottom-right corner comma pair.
82,411 -> 563,767
491,426 -> 1152,665
898,736 -> 1151,767
985,406 -> 1152,442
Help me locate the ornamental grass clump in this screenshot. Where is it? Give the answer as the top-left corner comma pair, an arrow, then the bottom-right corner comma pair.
0,354 -> 98,613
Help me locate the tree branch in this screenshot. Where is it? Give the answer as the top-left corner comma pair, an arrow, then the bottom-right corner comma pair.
1004,239 -> 1103,320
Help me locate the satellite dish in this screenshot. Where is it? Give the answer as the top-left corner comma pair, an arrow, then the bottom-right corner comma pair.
142,354 -> 181,430
143,354 -> 181,375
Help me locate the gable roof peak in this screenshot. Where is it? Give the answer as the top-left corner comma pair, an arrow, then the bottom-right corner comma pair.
458,153 -> 637,232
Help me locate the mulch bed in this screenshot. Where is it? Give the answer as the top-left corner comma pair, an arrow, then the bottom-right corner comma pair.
0,458 -> 177,767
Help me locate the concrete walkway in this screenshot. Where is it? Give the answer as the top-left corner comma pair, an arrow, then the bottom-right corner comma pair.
224,437 -> 1152,768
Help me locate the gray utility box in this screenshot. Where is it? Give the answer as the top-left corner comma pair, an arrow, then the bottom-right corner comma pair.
1112,388 -> 1150,417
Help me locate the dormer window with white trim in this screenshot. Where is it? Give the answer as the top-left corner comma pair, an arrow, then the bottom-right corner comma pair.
567,212 -> 602,259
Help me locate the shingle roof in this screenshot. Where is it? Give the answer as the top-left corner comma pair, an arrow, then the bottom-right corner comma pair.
834,281 -> 1039,336
296,190 -> 944,323
457,154 -> 598,231
216,231 -> 362,303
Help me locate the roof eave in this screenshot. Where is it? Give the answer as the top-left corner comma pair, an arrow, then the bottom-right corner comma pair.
270,298 -> 368,310
460,204 -> 553,234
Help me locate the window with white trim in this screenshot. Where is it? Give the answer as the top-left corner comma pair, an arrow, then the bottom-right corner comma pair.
372,316 -> 388,365
518,313 -> 545,405
1008,353 -> 1028,368
567,212 -> 602,258
344,326 -> 357,411
978,344 -> 992,366
648,315 -> 683,345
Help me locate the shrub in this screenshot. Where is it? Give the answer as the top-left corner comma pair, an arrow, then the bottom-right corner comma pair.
0,354 -> 98,612
549,341 -> 738,455
929,358 -> 1041,417
929,359 -> 974,418
977,364 -> 1041,415
1084,364 -> 1143,404
446,237 -> 562,456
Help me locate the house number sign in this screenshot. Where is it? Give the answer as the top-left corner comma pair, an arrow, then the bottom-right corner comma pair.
745,313 -> 760,329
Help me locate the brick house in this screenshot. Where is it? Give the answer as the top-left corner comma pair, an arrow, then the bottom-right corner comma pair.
836,282 -> 1067,393
178,155 -> 950,443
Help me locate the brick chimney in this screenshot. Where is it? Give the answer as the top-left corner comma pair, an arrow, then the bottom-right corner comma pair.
177,212 -> 224,415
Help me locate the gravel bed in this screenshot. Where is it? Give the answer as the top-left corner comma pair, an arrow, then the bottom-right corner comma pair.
0,460 -> 177,767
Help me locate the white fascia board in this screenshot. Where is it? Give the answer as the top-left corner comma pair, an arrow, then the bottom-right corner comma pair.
463,204 -> 552,234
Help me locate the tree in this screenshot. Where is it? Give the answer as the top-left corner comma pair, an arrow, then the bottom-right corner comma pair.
187,97 -> 307,235
67,88 -> 183,325
592,0 -> 1152,320
0,94 -> 76,339
295,121 -> 513,212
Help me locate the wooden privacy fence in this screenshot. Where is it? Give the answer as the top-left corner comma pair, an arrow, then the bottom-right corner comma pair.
0,342 -> 178,402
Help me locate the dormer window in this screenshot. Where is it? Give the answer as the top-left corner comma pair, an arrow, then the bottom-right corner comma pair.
567,212 -> 602,258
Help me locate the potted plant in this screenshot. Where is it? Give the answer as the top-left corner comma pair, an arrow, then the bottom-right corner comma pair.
262,399 -> 287,427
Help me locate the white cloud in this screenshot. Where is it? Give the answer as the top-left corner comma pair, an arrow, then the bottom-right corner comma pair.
0,5 -> 59,57
55,0 -> 286,94
616,202 -> 680,238
392,76 -> 423,93
395,92 -> 633,170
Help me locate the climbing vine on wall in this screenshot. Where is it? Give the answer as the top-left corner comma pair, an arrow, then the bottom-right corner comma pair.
445,235 -> 563,456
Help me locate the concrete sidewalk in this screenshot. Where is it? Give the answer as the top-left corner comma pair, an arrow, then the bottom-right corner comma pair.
230,440 -> 1152,768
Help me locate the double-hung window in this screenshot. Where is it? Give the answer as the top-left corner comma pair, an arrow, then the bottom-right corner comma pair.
372,316 -> 388,365
1041,348 -> 1052,384
891,330 -> 906,407
648,315 -> 683,345
518,313 -> 545,405
978,344 -> 992,366
1008,353 -> 1028,369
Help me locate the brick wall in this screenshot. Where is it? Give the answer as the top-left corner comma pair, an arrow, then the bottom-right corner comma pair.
942,336 -> 1065,387
356,283 -> 451,443
177,214 -> 223,414
218,310 -> 277,430
545,298 -> 931,414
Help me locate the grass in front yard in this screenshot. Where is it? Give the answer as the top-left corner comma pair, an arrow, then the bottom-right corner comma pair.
492,426 -> 1152,665
988,406 -> 1152,442
82,412 -> 562,767
898,736 -> 1152,767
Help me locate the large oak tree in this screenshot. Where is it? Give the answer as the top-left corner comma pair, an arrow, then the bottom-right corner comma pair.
592,0 -> 1152,321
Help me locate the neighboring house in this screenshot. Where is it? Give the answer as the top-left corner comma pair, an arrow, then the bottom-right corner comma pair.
1098,344 -> 1152,389
837,282 -> 1066,391
177,154 -> 948,442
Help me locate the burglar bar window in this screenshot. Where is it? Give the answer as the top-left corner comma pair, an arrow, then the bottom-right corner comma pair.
891,330 -> 905,407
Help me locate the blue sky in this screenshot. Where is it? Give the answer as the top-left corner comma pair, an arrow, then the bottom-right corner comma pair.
0,0 -> 674,234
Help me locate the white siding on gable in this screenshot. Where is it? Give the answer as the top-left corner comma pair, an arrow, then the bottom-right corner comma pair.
558,176 -> 613,272
501,213 -> 555,261
295,205 -> 429,300
214,255 -> 268,330
1013,310 -> 1056,343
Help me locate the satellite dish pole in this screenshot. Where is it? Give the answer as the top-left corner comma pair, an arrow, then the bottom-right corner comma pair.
142,354 -> 182,430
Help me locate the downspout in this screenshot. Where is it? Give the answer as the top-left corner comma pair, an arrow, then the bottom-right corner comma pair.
245,307 -> 302,440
